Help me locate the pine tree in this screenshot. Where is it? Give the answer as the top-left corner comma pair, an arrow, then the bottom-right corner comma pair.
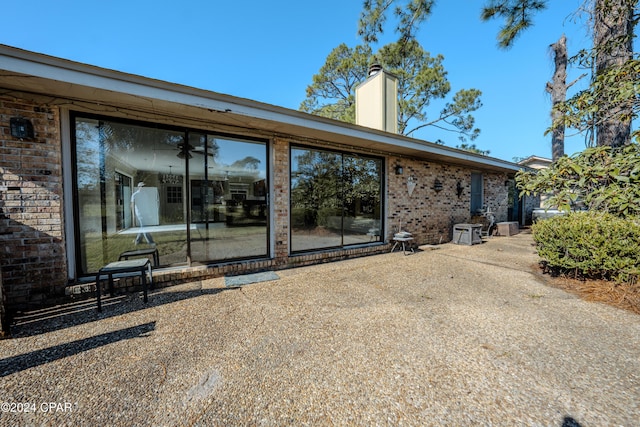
359,0 -> 638,147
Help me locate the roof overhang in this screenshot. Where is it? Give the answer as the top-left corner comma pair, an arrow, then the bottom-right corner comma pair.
0,44 -> 523,174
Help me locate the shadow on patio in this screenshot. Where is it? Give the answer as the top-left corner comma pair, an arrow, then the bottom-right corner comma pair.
9,284 -> 232,338
0,321 -> 156,377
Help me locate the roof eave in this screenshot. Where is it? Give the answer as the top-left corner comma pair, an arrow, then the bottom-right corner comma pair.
0,44 -> 522,174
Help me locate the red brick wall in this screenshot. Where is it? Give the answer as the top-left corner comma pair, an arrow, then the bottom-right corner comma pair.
0,96 -> 67,310
272,137 -> 290,264
388,156 -> 510,244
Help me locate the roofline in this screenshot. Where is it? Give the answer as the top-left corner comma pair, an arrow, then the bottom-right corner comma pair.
517,155 -> 552,164
0,44 -> 522,173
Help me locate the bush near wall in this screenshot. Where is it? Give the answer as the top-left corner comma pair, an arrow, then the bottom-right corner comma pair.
533,212 -> 640,284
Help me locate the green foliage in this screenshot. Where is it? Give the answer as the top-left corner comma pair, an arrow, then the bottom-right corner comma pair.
291,150 -> 341,212
231,156 -> 261,170
359,0 -> 434,43
300,39 -> 482,140
516,144 -> 640,216
359,0 -> 637,147
360,0 -> 547,48
456,143 -> 490,156
377,41 -> 450,134
532,212 -> 640,283
291,207 -> 317,229
553,58 -> 640,142
299,43 -> 372,123
317,206 -> 343,228
480,0 -> 548,48
291,148 -> 382,230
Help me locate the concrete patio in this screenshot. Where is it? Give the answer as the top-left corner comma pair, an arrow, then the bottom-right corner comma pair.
1,232 -> 638,426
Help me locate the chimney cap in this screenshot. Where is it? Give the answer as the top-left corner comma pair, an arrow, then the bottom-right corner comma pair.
368,63 -> 383,76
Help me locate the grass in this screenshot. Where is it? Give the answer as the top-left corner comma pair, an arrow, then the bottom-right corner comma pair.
82,225 -> 269,273
82,231 -> 187,272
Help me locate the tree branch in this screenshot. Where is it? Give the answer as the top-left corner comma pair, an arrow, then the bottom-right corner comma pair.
567,73 -> 588,89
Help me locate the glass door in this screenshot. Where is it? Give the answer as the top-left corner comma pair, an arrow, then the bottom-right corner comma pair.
74,115 -> 269,274
290,146 -> 383,252
189,135 -> 268,263
74,116 -> 189,274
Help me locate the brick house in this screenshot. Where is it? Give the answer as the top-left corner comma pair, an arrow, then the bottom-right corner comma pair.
0,45 -> 523,317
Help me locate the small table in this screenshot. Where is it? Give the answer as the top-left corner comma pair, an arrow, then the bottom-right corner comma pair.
96,258 -> 152,312
119,247 -> 160,267
391,235 -> 414,255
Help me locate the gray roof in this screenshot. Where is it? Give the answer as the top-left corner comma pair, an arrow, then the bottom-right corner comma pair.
0,44 -> 522,173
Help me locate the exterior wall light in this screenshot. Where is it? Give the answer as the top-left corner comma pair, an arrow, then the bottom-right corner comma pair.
456,181 -> 464,198
395,165 -> 404,175
10,117 -> 34,139
433,179 -> 443,192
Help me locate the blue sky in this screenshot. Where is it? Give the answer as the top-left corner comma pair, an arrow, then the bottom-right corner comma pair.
3,1 -> 592,162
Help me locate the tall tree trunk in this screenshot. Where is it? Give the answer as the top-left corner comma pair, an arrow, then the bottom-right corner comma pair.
547,35 -> 568,161
594,0 -> 635,147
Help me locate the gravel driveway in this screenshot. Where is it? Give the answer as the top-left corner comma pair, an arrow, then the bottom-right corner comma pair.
1,232 -> 639,426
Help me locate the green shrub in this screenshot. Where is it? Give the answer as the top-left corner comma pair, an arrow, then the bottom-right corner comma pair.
533,211 -> 640,283
317,207 -> 342,228
291,207 -> 317,229
517,144 -> 640,217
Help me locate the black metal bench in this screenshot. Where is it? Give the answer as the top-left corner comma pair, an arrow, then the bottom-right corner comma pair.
118,247 -> 159,267
96,258 -> 152,312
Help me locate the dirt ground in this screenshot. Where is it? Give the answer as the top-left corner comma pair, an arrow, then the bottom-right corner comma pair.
538,271 -> 640,315
518,227 -> 640,316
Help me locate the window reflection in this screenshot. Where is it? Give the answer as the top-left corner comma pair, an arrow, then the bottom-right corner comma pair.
75,118 -> 188,273
291,147 -> 382,252
189,136 -> 268,263
343,156 -> 383,245
74,116 -> 268,275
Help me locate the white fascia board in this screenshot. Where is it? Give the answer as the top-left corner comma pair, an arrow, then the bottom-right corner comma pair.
1,51 -> 250,113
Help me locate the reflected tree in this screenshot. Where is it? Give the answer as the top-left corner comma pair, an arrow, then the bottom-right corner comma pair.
231,156 -> 261,170
291,149 -> 381,229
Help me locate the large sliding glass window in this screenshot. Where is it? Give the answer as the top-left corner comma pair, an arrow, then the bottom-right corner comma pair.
75,117 -> 188,274
188,134 -> 268,263
291,146 -> 383,252
73,115 -> 268,276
